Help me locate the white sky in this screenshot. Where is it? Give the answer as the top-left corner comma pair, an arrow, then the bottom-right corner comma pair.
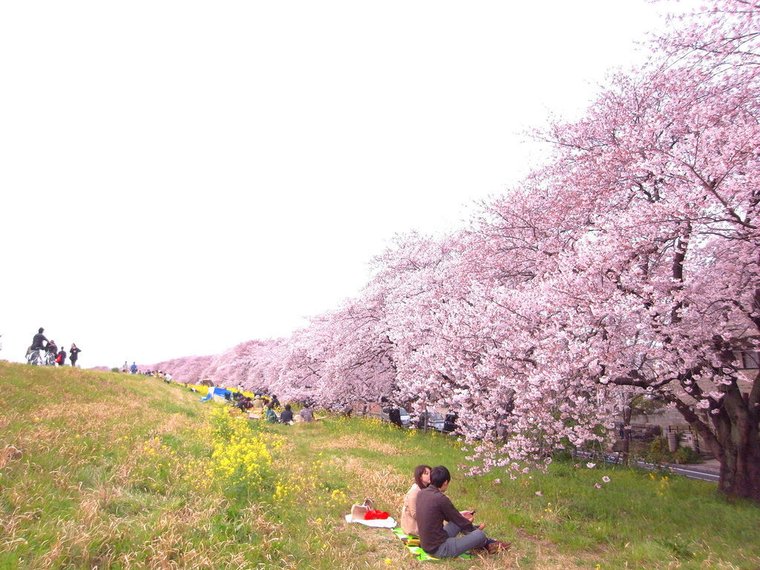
0,0 -> 668,368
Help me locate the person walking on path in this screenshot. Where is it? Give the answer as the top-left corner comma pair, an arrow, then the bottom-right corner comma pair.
69,343 -> 81,367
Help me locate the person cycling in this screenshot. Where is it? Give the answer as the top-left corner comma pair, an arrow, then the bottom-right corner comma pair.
27,327 -> 48,364
31,328 -> 47,350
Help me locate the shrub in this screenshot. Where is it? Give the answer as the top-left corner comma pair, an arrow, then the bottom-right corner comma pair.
643,437 -> 670,464
672,446 -> 701,465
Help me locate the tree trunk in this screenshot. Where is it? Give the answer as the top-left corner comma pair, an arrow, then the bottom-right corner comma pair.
675,376 -> 760,503
717,437 -> 760,501
621,405 -> 632,466
715,384 -> 760,502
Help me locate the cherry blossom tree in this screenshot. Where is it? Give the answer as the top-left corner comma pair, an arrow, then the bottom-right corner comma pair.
149,354 -> 214,383
151,0 -> 759,501
467,0 -> 760,499
348,0 -> 760,498
275,278 -> 399,408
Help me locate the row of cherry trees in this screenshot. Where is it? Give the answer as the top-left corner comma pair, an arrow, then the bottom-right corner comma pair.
155,1 -> 759,501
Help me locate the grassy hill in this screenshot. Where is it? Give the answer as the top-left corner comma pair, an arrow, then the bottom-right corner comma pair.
1,361 -> 759,569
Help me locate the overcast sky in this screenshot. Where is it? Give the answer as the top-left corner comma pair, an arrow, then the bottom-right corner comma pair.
0,0 -> 669,369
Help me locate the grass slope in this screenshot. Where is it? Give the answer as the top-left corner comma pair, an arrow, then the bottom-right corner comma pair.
1,361 -> 759,569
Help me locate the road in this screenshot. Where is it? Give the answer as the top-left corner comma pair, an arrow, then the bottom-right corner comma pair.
665,462 -> 720,483
574,451 -> 721,483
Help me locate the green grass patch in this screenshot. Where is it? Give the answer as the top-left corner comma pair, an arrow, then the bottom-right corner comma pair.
1,361 -> 758,569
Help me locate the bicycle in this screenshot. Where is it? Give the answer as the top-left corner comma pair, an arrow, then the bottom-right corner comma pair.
26,348 -> 55,366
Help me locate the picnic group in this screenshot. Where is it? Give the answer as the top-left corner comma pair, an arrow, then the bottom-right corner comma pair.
394,464 -> 511,558
214,389 -> 508,559
198,387 -> 315,425
24,327 -> 507,559
190,382 -> 507,558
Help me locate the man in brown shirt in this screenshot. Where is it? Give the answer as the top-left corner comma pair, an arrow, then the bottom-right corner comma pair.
415,465 -> 509,557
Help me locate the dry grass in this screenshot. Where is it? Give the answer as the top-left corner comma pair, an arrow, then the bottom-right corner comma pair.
0,506 -> 41,549
152,412 -> 194,436
34,400 -> 141,421
12,401 -> 148,467
28,484 -> 263,569
313,433 -> 402,457
3,363 -> 759,570
0,444 -> 22,469
338,455 -> 408,510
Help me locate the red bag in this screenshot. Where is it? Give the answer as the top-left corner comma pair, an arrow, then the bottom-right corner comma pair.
363,509 -> 390,520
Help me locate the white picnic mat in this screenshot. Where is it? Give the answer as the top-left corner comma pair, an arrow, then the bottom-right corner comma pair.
344,514 -> 397,528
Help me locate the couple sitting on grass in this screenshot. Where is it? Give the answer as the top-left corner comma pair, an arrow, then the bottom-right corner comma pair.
400,464 -> 510,558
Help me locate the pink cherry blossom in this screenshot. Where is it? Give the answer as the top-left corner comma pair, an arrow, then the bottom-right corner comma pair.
148,0 -> 760,503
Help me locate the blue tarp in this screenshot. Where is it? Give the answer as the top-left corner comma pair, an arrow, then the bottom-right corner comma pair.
200,386 -> 232,402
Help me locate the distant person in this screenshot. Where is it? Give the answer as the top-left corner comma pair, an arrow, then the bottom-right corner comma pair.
69,343 -> 81,367
26,327 -> 49,364
55,346 -> 67,366
265,402 -> 278,423
300,404 -> 314,422
122,361 -> 128,373
46,339 -> 58,364
234,394 -> 253,412
444,413 -> 458,433
31,327 -> 47,351
270,394 -> 281,408
280,404 -> 294,423
130,362 -> 138,374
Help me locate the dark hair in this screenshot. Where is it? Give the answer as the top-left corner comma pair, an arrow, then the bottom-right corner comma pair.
284,404 -> 291,411
414,464 -> 432,488
430,466 -> 451,488
38,327 -> 44,333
